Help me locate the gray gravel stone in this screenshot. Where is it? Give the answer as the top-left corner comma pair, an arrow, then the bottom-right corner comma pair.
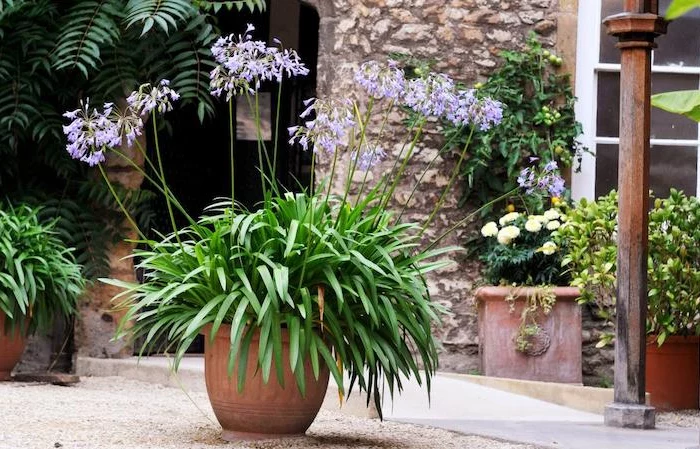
0,376 -> 536,449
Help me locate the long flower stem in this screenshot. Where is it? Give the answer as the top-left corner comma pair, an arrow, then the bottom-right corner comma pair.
229,99 -> 236,209
426,187 -> 519,251
294,153 -> 316,301
379,119 -> 425,211
355,99 -> 394,205
395,126 -> 464,224
419,126 -> 475,237
110,148 -> 194,226
152,111 -> 182,247
272,81 -> 283,188
98,164 -> 147,241
340,100 -> 374,208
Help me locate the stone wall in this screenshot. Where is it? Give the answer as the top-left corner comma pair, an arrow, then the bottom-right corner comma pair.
306,0 -> 577,374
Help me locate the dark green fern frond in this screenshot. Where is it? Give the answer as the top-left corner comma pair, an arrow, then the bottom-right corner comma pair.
52,0 -> 124,78
195,0 -> 266,13
124,0 -> 196,36
89,44 -> 141,101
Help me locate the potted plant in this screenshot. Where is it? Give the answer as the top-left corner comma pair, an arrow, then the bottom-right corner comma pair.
0,204 -> 84,380
475,188 -> 581,383
559,189 -> 700,410
61,24 -> 560,440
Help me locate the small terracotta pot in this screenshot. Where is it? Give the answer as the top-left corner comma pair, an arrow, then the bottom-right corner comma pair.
646,335 -> 700,411
202,324 -> 330,441
0,312 -> 26,381
476,286 -> 582,383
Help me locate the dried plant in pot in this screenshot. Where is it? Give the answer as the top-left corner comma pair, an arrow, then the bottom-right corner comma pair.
62,23 -> 561,440
476,205 -> 582,383
0,204 -> 84,380
559,189 -> 700,410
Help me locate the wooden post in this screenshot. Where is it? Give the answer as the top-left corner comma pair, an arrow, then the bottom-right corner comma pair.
602,1 -> 666,429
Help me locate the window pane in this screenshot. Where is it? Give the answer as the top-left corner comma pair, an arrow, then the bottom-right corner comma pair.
599,0 -> 623,64
595,144 -> 698,198
597,72 -> 620,138
656,0 -> 700,67
651,74 -> 700,140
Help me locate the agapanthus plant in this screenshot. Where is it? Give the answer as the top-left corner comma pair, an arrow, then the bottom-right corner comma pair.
61,24 -> 565,417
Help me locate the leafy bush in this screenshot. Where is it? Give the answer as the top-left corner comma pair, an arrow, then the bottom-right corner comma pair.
558,189 -> 700,346
479,207 -> 569,285
444,34 -> 585,213
0,204 -> 85,335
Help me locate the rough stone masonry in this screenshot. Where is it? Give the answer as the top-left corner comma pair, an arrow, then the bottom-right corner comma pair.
305,0 -> 604,377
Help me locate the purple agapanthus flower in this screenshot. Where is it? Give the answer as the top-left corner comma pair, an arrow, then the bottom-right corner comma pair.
351,145 -> 387,171
518,160 -> 566,197
210,24 -> 308,100
62,100 -> 121,166
354,60 -> 406,101
288,98 -> 356,155
126,80 -> 180,117
404,72 -> 456,117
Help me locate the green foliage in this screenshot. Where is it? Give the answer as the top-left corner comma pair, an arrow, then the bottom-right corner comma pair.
558,189 -> 700,346
195,0 -> 265,13
651,90 -> 700,122
480,208 -> 569,285
666,0 -> 700,19
107,192 -> 447,416
446,34 -> 584,213
651,3 -> 700,125
0,0 -> 263,278
0,204 -> 84,336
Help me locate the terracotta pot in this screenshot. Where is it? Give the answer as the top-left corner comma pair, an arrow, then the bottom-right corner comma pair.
203,324 -> 330,441
646,335 -> 700,411
476,286 -> 582,383
0,312 -> 26,381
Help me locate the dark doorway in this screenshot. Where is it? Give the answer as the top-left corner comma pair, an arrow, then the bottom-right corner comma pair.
136,2 -> 319,355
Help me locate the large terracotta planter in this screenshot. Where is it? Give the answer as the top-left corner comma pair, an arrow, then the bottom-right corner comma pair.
0,312 -> 26,381
203,324 -> 329,441
646,335 -> 700,411
476,286 -> 582,383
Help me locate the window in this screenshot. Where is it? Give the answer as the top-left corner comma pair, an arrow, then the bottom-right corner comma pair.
572,0 -> 700,200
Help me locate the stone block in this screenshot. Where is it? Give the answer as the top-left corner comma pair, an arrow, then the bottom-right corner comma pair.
604,403 -> 656,429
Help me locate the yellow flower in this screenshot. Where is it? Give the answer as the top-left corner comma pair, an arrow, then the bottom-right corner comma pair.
543,208 -> 560,221
539,241 -> 557,255
499,212 -> 520,226
505,203 -> 515,213
497,225 -> 520,245
551,197 -> 561,206
481,221 -> 499,237
546,220 -> 561,230
525,219 -> 542,233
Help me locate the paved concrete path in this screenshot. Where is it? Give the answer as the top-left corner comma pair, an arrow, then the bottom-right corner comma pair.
76,356 -> 700,449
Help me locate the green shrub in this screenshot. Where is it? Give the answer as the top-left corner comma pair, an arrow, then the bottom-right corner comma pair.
558,189 -> 700,346
0,204 -> 85,335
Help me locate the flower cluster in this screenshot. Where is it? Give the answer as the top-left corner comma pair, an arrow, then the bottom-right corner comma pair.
288,98 -> 356,154
63,81 -> 178,164
482,207 -> 564,250
288,60 -> 503,157
479,206 -> 568,285
210,24 -> 309,100
126,80 -> 180,117
354,60 -> 406,101
63,100 -> 121,166
517,159 -> 565,198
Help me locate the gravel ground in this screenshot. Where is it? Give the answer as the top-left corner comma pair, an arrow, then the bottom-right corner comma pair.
658,410 -> 700,428
0,376 -> 537,449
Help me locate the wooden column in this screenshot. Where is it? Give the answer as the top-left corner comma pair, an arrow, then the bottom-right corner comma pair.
602,2 -> 666,429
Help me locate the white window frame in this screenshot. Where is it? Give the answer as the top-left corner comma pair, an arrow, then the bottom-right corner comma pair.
572,0 -> 700,200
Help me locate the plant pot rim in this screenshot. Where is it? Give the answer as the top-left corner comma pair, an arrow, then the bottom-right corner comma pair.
475,285 -> 581,302
647,334 -> 700,346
